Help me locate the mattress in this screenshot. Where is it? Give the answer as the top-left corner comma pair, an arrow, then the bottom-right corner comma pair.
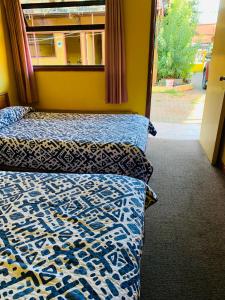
0,171 -> 157,299
0,108 -> 157,182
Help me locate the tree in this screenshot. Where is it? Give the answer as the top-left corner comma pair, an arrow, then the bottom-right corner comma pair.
157,0 -> 199,81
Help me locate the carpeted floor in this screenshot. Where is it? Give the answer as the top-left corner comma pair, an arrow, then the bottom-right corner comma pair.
141,138 -> 225,300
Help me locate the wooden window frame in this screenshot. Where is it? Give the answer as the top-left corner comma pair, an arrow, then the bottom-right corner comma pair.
33,65 -> 105,71
21,0 -> 106,71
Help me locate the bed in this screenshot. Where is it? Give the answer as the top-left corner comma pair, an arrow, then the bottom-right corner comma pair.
0,171 -> 157,299
0,105 -> 157,182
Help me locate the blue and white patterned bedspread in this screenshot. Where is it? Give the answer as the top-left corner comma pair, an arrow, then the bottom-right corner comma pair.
0,111 -> 156,182
0,172 -> 151,299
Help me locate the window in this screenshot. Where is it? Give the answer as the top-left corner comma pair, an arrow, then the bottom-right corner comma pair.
28,33 -> 56,57
21,1 -> 106,68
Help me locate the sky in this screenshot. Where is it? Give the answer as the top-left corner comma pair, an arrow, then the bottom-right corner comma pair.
198,0 -> 220,24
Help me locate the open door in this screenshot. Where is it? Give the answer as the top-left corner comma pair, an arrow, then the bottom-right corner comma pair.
200,0 -> 225,164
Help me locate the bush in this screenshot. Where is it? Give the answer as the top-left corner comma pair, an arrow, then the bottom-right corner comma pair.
157,0 -> 199,81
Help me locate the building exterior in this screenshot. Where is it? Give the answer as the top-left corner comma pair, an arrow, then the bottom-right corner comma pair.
192,23 -> 216,72
193,23 -> 216,47
25,8 -> 105,66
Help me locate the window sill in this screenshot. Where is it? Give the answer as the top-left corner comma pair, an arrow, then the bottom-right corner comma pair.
33,65 -> 105,72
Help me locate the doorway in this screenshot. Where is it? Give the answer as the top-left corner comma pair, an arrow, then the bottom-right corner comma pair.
149,0 -> 220,141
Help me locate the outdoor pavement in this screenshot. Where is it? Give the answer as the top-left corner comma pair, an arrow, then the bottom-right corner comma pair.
151,73 -> 205,140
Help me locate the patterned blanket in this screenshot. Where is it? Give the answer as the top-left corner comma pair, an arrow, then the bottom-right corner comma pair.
0,110 -> 156,182
0,172 -> 156,299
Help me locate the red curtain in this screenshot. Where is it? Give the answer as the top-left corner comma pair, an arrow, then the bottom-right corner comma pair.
105,0 -> 128,104
2,0 -> 38,105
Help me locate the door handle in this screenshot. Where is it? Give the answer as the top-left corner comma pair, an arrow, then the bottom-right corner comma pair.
220,76 -> 225,81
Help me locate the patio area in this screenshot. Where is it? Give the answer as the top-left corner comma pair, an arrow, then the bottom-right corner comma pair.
151,73 -> 206,140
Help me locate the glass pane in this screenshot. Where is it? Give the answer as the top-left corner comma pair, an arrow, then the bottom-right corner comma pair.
22,2 -> 105,27
65,33 -> 82,64
28,31 -> 104,65
28,33 -> 56,57
94,32 -> 103,64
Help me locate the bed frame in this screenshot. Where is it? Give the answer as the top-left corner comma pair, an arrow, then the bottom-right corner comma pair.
0,93 -> 10,109
37,108 -> 134,114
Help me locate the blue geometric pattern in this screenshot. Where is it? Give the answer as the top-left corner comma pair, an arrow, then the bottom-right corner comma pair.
148,122 -> 157,136
0,111 -> 156,182
0,171 -> 150,299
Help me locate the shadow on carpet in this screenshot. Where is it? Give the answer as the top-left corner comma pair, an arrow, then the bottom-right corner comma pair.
141,138 -> 225,300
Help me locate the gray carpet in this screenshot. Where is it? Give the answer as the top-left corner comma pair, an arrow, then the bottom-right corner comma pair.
141,138 -> 225,300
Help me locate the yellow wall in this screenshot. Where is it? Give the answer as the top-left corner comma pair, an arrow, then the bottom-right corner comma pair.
191,63 -> 205,73
191,50 -> 207,73
80,15 -> 105,25
35,0 -> 151,115
0,2 -> 18,104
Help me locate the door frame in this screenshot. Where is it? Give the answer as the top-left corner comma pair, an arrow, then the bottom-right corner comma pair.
145,0 -> 157,118
213,93 -> 225,165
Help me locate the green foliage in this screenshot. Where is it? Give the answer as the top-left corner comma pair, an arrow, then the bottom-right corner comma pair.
157,0 -> 199,80
158,89 -> 184,96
